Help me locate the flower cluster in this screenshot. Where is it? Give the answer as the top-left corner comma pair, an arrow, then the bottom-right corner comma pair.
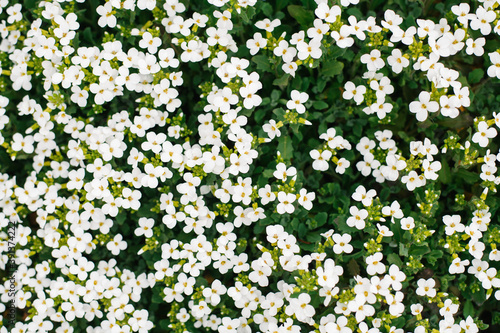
0,0 -> 500,332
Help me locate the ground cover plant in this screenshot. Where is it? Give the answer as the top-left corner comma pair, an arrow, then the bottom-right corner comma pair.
1,0 -> 500,332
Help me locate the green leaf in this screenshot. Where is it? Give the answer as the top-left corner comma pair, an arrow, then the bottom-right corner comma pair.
240,6 -> 256,23
287,5 -> 314,28
116,212 -> 127,225
271,90 -> 281,103
456,168 -> 480,184
493,311 -> 500,325
316,78 -> 327,93
83,27 -> 97,45
278,135 -> 293,161
298,223 -> 308,237
313,101 -> 329,110
262,169 -> 274,178
347,258 -> 360,276
315,212 -> 328,227
273,74 -> 290,88
252,55 -> 272,72
387,253 -> 403,267
272,107 -> 286,121
399,243 -> 409,257
463,300 -> 475,318
426,250 -> 443,265
260,2 -> 273,17
305,232 -> 321,243
439,159 -> 451,184
321,60 -> 344,78
410,243 -> 430,257
152,290 -> 163,303
468,68 -> 484,84
255,109 -> 266,123
159,319 -> 171,330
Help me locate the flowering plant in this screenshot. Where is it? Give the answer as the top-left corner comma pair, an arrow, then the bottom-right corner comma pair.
1,0 -> 500,332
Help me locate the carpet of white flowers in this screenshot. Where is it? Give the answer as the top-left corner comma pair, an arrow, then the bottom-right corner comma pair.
1,0 -> 500,332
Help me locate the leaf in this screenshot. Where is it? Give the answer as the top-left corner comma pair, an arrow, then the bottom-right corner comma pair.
83,27 -> 97,45
260,2 -> 273,17
463,300 -> 475,318
252,55 -> 272,72
255,109 -> 266,123
456,168 -> 480,184
426,250 -> 443,265
271,90 -> 281,103
278,135 -> 293,161
347,258 -> 360,276
240,6 -> 256,23
305,232 -> 321,243
399,243 -> 409,257
313,101 -> 329,110
116,212 -> 127,225
272,107 -> 286,121
315,212 -> 328,227
493,312 -> 500,325
276,0 -> 290,11
152,290 -> 163,303
298,223 -> 308,237
439,159 -> 451,184
287,5 -> 314,28
316,78 -> 327,93
468,69 -> 484,84
273,74 -> 290,88
410,244 -> 430,257
262,169 -> 274,178
321,60 -> 344,78
387,253 -> 403,267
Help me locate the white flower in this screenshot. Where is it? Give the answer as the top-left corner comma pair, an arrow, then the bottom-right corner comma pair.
259,185 -> 276,205
360,49 -> 385,71
449,257 -> 469,274
452,3 -> 474,26
409,91 -> 439,122
416,278 -> 436,297
11,133 -> 35,154
332,234 -> 353,254
135,217 -> 155,238
298,188 -> 315,210
470,7 -> 495,35
246,32 -> 267,55
465,38 -> 485,56
366,252 -> 385,275
96,2 -> 116,28
283,61 -> 298,77
351,188 -> 375,208
287,90 -> 309,114
315,3 -> 341,23
107,234 -> 128,255
343,81 -> 366,105
255,18 -> 281,32
472,121 -> 497,147
382,200 -> 404,221
139,31 -> 162,54
297,38 -> 323,60
401,170 -> 424,191
277,192 -> 296,214
273,163 -> 297,181
487,52 -> 500,79
310,149 -> 332,171
346,206 -> 368,229
331,25 -> 355,48
387,48 -> 409,74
